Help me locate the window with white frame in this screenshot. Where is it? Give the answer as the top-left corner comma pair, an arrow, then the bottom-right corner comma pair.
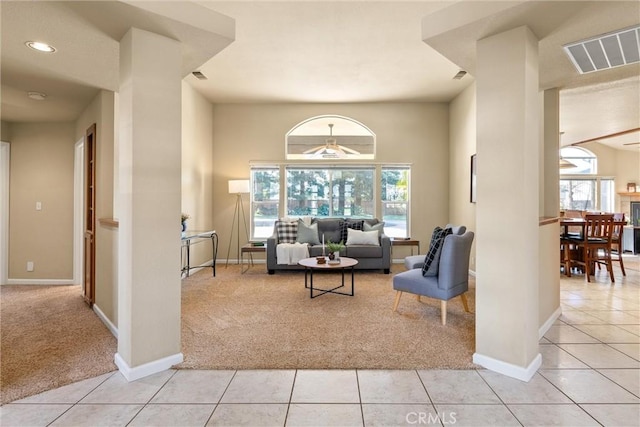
559,146 -> 613,212
250,116 -> 409,240
286,115 -> 375,160
249,164 -> 411,240
381,167 -> 410,238
560,146 -> 596,175
286,166 -> 375,218
250,167 -> 280,239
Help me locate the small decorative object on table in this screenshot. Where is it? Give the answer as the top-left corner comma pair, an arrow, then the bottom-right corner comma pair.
326,240 -> 345,263
181,213 -> 190,232
316,256 -> 326,264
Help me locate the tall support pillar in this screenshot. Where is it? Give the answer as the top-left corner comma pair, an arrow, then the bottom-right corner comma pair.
474,26 -> 541,381
116,28 -> 183,380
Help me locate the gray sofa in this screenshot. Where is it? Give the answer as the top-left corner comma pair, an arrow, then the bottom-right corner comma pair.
266,217 -> 391,274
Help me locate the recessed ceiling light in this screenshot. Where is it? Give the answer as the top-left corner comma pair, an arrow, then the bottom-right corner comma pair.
25,41 -> 56,53
27,91 -> 47,101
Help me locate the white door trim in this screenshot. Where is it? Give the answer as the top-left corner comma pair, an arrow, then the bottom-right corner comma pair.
73,139 -> 85,285
0,141 -> 9,285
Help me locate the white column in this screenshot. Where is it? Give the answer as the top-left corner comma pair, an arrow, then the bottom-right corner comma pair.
116,28 -> 183,380
474,26 -> 541,381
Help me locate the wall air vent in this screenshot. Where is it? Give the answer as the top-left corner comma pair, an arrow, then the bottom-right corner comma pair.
453,70 -> 467,80
192,71 -> 207,80
564,25 -> 640,74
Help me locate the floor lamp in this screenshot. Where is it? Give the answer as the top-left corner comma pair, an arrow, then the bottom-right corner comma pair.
226,179 -> 250,266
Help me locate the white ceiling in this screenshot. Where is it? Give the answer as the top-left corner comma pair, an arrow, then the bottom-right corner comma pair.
1,1 -> 639,152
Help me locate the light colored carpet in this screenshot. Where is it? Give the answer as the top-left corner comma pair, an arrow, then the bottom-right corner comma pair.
0,285 -> 117,404
0,265 -> 477,404
179,264 -> 477,370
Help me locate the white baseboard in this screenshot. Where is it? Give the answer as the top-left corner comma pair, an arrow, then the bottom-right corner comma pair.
93,304 -> 118,339
473,352 -> 542,382
183,259 -> 216,276
4,278 -> 76,285
114,352 -> 183,382
539,306 -> 562,339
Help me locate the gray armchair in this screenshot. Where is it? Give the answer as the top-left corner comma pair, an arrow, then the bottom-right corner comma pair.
392,231 -> 474,325
403,224 -> 467,270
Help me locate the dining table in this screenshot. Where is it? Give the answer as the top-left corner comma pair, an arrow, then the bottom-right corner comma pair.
559,216 -> 626,279
559,217 -> 626,238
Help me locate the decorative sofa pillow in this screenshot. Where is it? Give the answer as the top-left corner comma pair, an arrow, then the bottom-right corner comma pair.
346,228 -> 380,246
312,218 -> 342,244
275,220 -> 298,244
363,221 -> 385,236
296,219 -> 321,245
340,219 -> 364,243
422,226 -> 452,277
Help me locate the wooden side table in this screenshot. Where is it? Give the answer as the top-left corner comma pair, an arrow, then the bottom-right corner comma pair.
391,238 -> 421,255
241,243 -> 266,273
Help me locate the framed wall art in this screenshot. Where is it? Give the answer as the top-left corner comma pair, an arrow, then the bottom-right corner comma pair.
470,154 -> 477,203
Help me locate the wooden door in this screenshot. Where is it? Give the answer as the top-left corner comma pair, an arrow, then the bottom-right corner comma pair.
83,124 -> 96,306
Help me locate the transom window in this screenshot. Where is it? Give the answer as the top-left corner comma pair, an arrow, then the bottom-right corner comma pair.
559,146 -> 596,174
286,115 -> 375,160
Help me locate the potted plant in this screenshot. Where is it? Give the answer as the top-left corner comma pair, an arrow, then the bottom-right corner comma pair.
181,213 -> 190,232
326,240 -> 345,261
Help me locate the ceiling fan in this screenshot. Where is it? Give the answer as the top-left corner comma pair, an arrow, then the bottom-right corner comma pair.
303,124 -> 361,158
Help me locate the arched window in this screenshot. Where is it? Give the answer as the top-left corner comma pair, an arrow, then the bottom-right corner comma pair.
250,116 -> 411,239
286,115 -> 375,160
559,146 -> 596,175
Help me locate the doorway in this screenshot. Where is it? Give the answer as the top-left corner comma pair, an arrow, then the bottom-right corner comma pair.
73,139 -> 84,285
83,124 -> 96,306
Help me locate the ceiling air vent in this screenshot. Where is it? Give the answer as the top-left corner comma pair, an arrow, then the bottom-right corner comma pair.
564,25 -> 640,74
192,71 -> 207,80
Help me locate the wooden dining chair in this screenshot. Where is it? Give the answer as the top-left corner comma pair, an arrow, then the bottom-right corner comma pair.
567,213 -> 615,283
608,213 -> 626,276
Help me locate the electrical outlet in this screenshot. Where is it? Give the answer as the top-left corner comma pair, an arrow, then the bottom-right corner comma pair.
27,261 -> 34,272
36,201 -> 42,211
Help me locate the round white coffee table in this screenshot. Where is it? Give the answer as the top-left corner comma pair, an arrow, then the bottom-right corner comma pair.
298,257 -> 358,298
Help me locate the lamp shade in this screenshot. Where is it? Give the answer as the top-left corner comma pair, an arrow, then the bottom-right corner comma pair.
228,179 -> 250,194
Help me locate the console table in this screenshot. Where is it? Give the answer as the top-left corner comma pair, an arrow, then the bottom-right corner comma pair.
391,238 -> 421,255
181,230 -> 218,277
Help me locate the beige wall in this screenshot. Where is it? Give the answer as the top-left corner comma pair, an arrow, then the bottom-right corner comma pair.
449,82 -> 477,271
538,220 -> 560,334
75,90 -> 118,327
8,122 -> 75,279
182,82 -> 215,268
211,102 -> 450,262
1,121 -> 11,141
580,141 -> 640,213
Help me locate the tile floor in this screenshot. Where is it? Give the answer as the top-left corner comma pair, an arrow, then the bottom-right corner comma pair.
2,259 -> 639,426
